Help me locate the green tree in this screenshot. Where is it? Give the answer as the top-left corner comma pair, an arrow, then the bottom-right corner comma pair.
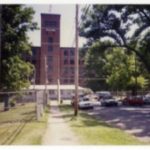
80,5 -> 150,73
105,48 -> 148,94
0,5 -> 37,110
84,41 -> 112,91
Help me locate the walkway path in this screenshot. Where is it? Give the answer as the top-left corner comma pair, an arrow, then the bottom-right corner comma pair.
42,101 -> 79,145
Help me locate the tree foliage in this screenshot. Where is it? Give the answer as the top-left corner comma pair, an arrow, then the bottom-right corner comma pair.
0,5 -> 37,91
105,48 -> 148,91
84,41 -> 148,92
84,41 -> 111,91
80,5 -> 150,72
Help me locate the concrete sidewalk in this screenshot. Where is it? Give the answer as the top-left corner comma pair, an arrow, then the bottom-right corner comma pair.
42,101 -> 79,145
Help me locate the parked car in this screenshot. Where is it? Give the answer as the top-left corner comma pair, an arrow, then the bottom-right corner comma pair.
78,97 -> 94,109
71,94 -> 84,106
122,95 -> 144,106
101,95 -> 118,106
85,94 -> 100,106
95,91 -> 112,101
71,95 -> 94,109
143,93 -> 150,105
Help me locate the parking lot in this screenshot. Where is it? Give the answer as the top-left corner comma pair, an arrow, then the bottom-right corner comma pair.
85,105 -> 150,142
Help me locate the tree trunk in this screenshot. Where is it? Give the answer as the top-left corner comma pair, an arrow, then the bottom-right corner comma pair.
3,94 -> 9,111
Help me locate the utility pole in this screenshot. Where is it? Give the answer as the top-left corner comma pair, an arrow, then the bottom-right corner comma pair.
57,78 -> 61,103
0,5 -> 2,88
74,4 -> 79,116
45,56 -> 48,105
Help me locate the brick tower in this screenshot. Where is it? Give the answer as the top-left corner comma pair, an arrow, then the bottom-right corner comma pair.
40,14 -> 60,84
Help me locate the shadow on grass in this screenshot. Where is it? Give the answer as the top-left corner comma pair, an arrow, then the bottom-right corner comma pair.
21,110 -> 35,116
1,115 -> 35,145
59,104 -> 112,128
0,106 -> 40,144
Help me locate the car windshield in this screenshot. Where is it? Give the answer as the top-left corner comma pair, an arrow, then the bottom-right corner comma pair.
97,92 -> 111,97
81,98 -> 90,102
103,95 -> 113,99
145,94 -> 150,98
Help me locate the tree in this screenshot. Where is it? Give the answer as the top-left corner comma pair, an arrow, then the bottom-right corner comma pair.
84,41 -> 111,91
105,48 -> 148,94
80,5 -> 150,73
84,40 -> 148,93
0,5 -> 37,110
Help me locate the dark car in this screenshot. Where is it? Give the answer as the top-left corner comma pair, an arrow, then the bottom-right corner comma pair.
122,95 -> 144,106
101,95 -> 118,106
96,91 -> 112,101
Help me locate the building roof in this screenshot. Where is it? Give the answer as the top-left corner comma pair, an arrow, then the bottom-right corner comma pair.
28,84 -> 86,90
41,13 -> 60,17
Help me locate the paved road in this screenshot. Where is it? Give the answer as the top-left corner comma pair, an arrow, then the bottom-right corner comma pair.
85,105 -> 150,142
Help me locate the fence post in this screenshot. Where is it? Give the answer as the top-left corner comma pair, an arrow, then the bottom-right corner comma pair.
36,91 -> 40,121
36,91 -> 43,121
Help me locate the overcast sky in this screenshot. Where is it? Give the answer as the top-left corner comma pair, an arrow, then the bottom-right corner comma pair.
27,4 -> 86,47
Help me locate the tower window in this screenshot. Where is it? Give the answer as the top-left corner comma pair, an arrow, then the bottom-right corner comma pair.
48,45 -> 53,52
48,37 -> 53,43
45,21 -> 57,28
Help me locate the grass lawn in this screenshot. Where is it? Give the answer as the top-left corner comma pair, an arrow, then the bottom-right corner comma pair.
59,103 -> 148,145
0,102 -> 49,145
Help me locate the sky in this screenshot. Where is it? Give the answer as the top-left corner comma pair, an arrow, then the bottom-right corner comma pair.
27,4 -> 86,47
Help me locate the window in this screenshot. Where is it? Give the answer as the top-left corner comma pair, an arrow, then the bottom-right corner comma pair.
45,21 -> 57,28
70,79 -> 74,83
70,49 -> 74,56
48,37 -> 53,43
48,45 -> 53,52
70,59 -> 74,65
64,50 -> 68,56
32,48 -> 36,56
63,79 -> 68,84
64,59 -> 68,65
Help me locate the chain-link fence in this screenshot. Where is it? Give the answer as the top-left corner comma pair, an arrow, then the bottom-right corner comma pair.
0,90 -> 49,123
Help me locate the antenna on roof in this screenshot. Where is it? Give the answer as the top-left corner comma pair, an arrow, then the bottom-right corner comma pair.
49,5 -> 52,13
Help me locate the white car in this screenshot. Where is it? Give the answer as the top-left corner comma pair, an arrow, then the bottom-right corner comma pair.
78,97 -> 94,109
143,93 -> 150,105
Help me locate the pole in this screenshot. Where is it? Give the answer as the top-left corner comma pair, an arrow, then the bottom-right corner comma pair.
57,78 -> 61,103
34,68 -> 36,90
45,56 -> 48,105
74,4 -> 79,116
0,6 -> 2,88
34,67 -> 37,113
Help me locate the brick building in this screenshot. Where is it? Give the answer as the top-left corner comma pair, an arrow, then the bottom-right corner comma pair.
31,13 -> 85,86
